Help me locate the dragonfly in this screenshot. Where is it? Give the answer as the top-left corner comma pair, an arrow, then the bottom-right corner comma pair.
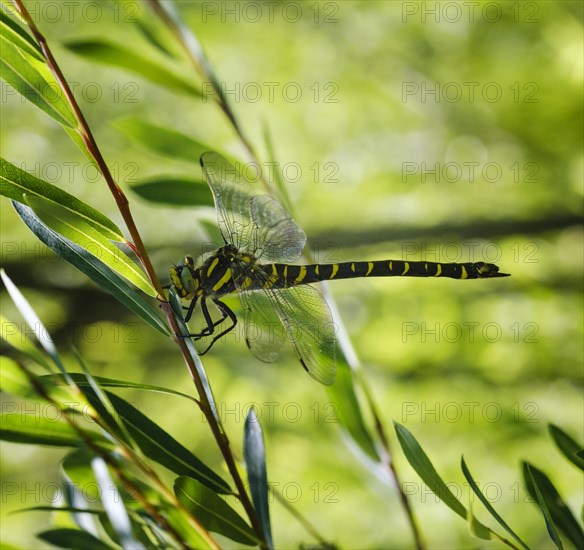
170,152 -> 509,385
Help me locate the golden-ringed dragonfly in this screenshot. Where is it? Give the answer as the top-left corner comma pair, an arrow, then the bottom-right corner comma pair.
171,152 -> 509,385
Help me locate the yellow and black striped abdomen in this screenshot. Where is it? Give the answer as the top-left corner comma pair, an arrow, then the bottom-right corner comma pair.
262,259 -> 508,286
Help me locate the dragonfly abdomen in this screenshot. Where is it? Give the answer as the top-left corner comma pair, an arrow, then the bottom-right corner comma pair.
262,259 -> 508,286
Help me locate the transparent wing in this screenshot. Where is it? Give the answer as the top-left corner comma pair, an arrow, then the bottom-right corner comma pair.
240,287 -> 288,363
201,151 -> 256,250
231,262 -> 336,385
266,284 -> 336,386
250,195 -> 306,262
201,152 -> 306,261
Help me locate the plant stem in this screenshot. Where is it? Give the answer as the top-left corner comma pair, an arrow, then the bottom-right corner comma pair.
145,2 -> 423,547
11,0 -> 163,299
21,363 -> 204,550
12,1 -> 266,546
146,0 -> 262,177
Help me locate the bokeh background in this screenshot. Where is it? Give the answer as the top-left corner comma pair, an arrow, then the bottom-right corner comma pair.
1,1 -> 582,548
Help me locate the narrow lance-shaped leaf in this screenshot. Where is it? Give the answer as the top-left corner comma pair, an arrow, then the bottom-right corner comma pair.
0,411 -> 109,448
326,358 -> 379,460
62,449 -> 156,514
0,158 -> 123,241
0,357 -> 33,397
174,476 -> 257,546
164,506 -> 219,550
81,387 -> 231,495
0,10 -> 43,60
168,288 -> 222,426
37,528 -> 115,550
262,121 -> 293,212
91,456 -> 145,550
74,354 -> 136,450
114,118 -> 216,163
130,177 -> 212,207
59,452 -> 101,535
549,424 -> 584,471
0,314 -> 52,370
64,40 -> 202,96
523,461 -> 582,549
1,269 -> 67,376
394,422 -> 493,540
0,358 -> 82,408
0,36 -> 77,127
244,408 -> 274,549
323,293 -> 379,460
461,457 -> 529,549
24,194 -> 156,297
133,14 -> 183,59
41,373 -> 197,404
13,202 -> 169,335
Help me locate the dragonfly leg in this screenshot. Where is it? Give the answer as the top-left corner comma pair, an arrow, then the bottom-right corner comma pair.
197,299 -> 238,355
184,295 -> 199,323
180,297 -> 222,339
196,298 -> 221,336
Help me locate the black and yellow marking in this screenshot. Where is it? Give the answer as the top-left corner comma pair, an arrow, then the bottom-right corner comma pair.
171,151 -> 510,385
260,259 -> 507,288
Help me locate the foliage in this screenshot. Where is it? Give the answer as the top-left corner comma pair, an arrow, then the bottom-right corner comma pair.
1,1 -> 582,548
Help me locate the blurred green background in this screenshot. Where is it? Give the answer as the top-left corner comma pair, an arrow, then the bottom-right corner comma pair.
1,1 -> 582,548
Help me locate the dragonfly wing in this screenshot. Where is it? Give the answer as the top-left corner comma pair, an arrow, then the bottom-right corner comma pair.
252,282 -> 337,386
200,151 -> 255,249
228,261 -> 287,361
237,287 -> 287,363
201,152 -> 306,261
278,285 -> 336,385
250,195 -> 306,262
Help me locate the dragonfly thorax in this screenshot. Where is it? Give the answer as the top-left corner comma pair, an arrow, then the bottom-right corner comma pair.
196,245 -> 259,298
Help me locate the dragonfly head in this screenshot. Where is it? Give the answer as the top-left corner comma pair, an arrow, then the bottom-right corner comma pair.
170,255 -> 200,298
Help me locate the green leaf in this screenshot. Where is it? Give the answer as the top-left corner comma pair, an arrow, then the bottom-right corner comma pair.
42,373 -> 197,404
174,476 -> 257,546
0,158 -> 123,241
91,456 -> 145,549
0,314 -> 52,370
62,449 -> 155,510
24,194 -> 155,296
133,16 -> 182,59
13,506 -> 102,515
243,408 -> 273,550
83,388 -> 231,495
262,121 -> 293,213
0,36 -> 77,127
461,457 -> 528,549
325,359 -> 378,460
37,528 -> 115,550
0,411 -> 107,448
0,11 -> 43,61
13,202 -> 169,335
466,500 -> 492,541
0,359 -> 90,415
1,269 -> 67,376
523,462 -> 582,549
0,357 -> 31,396
165,506 -> 218,550
130,177 -> 213,207
549,424 -> 584,471
64,40 -> 201,96
114,118 -> 214,163
395,423 -> 473,520
168,288 -> 222,427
